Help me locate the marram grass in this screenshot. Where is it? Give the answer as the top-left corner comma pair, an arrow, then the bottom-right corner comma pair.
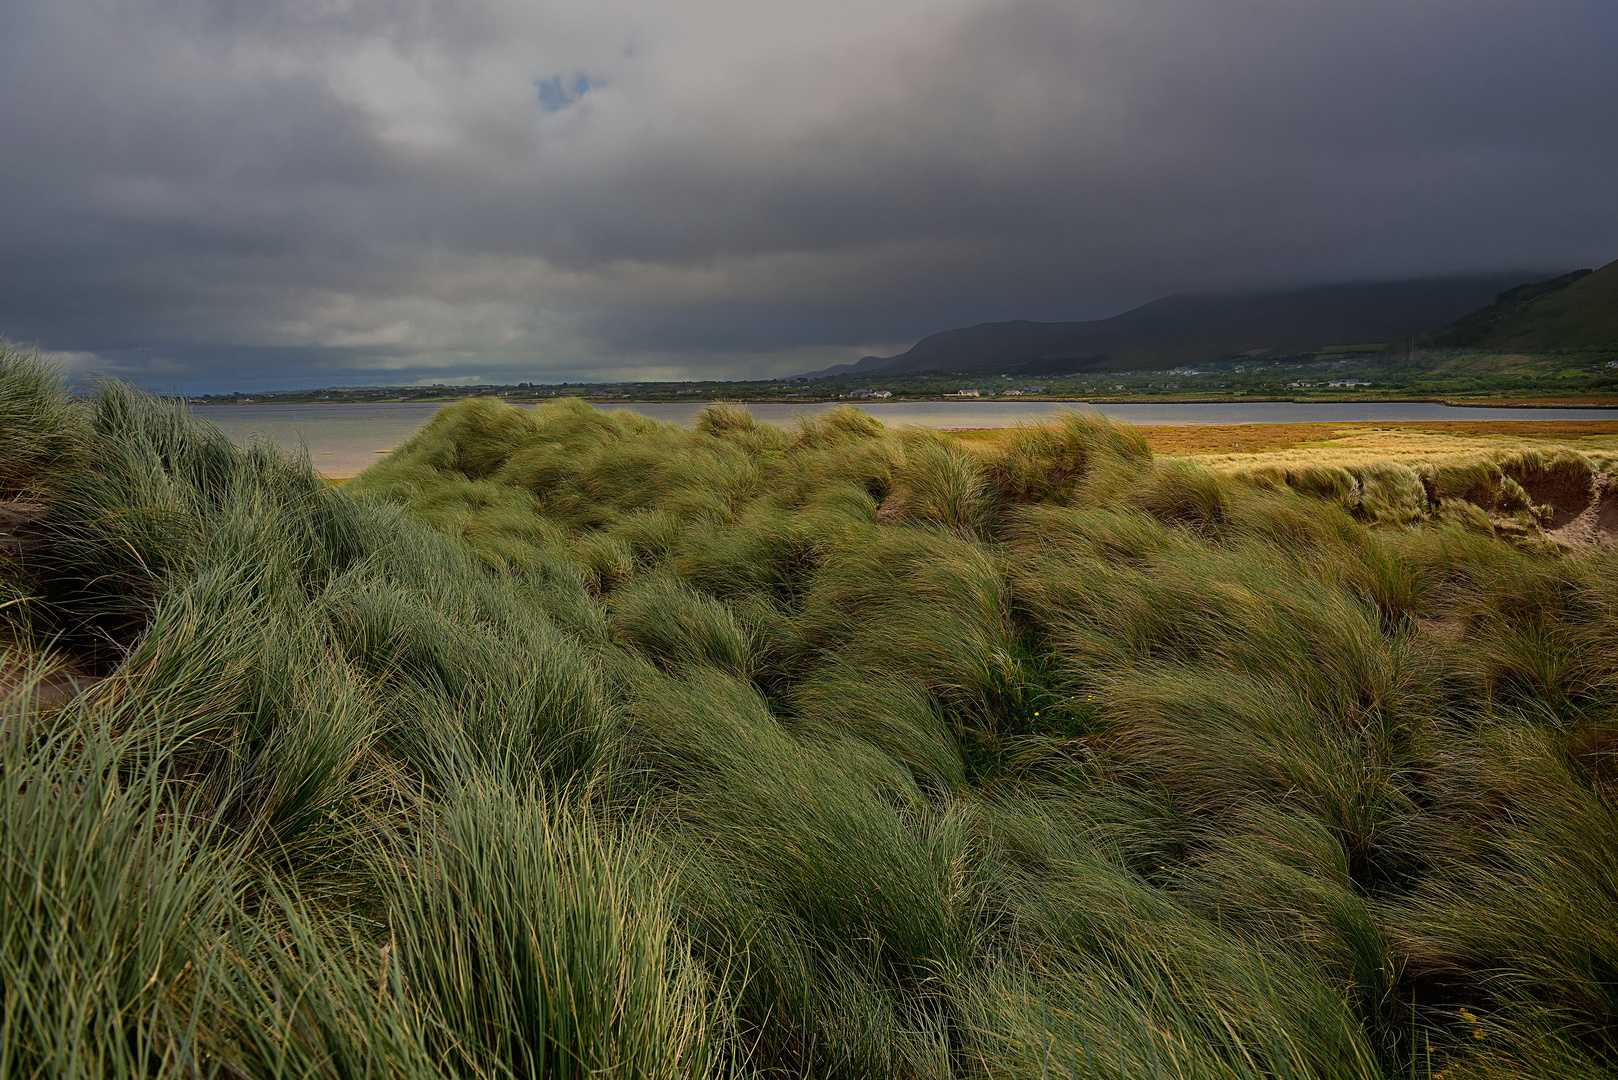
3,346 -> 1618,1078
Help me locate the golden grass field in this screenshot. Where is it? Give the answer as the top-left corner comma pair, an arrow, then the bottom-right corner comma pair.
954,419 -> 1618,470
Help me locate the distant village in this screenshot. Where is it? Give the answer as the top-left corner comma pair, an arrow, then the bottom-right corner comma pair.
830,386 -> 1047,401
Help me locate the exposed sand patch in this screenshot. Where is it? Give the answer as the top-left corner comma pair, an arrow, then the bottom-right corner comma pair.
1547,473 -> 1618,547
0,500 -> 47,557
0,654 -> 100,713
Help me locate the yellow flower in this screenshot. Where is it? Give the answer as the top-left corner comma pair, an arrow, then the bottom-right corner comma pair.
1473,1030 -> 1485,1039
1459,1009 -> 1477,1023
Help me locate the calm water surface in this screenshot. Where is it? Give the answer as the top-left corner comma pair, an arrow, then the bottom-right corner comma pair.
195,399 -> 1618,477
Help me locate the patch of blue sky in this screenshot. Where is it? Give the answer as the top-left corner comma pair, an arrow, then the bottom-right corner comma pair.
537,73 -> 592,112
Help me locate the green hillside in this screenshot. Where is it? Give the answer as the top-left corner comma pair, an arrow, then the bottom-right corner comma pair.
1410,269 -> 1595,348
1484,257 -> 1618,350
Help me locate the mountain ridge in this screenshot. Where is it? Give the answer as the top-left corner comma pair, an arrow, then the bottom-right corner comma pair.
800,272 -> 1551,379
1478,258 -> 1618,351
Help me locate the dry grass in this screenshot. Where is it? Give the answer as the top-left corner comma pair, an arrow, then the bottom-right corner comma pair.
952,424 -> 1618,516
1442,395 -> 1618,407
953,419 -> 1618,457
1185,428 -> 1618,475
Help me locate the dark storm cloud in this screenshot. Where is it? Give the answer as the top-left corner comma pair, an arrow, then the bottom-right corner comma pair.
2,0 -> 1614,390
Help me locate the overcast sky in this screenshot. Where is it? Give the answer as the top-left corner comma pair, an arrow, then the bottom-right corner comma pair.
2,0 -> 1615,391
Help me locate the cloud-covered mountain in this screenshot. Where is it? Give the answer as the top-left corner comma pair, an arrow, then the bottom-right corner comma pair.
803,273 -> 1549,378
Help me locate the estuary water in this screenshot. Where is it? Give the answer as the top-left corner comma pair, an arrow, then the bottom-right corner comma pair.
195,399 -> 1618,477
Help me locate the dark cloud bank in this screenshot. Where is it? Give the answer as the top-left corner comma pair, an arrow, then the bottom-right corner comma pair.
2,0 -> 1615,391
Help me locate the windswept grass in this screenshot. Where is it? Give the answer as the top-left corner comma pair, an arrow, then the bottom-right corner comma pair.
5,348 -> 1618,1078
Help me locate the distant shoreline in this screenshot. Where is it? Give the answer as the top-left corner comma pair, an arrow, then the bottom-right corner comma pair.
191,394 -> 1618,409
